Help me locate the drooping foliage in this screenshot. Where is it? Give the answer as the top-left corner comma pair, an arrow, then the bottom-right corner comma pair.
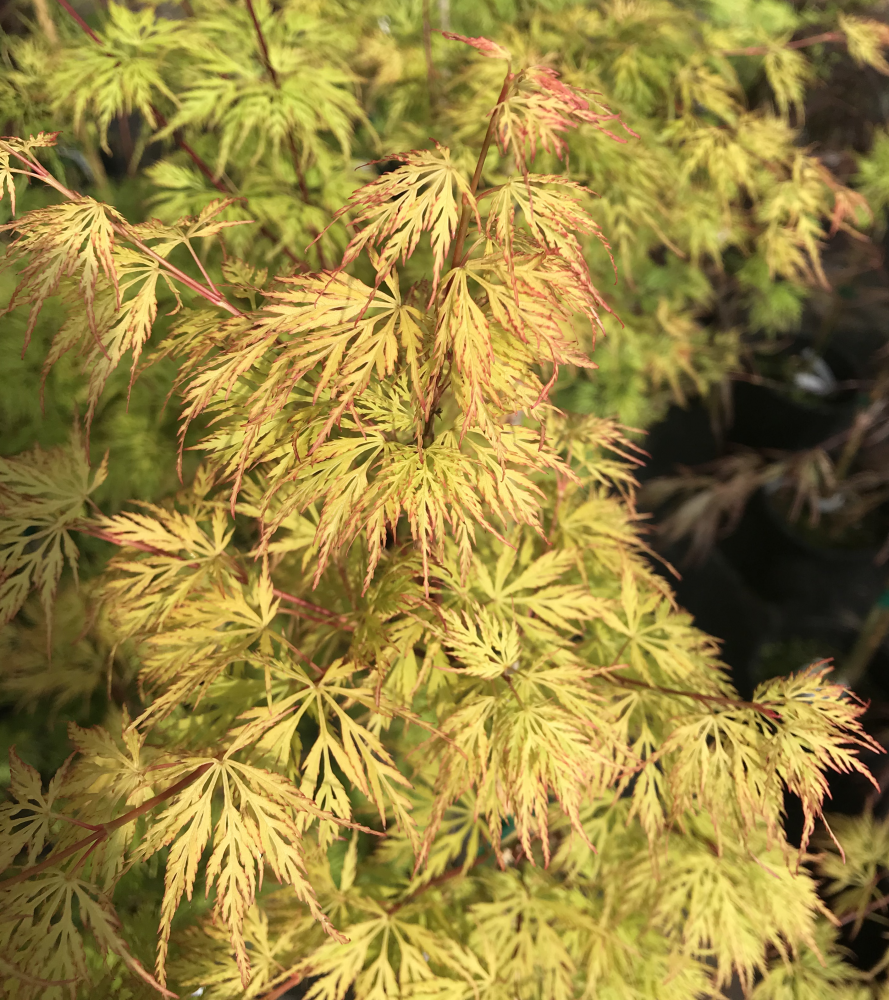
1,5 -> 889,1000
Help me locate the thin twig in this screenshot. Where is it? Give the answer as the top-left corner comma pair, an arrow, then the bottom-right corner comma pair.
722,31 -> 844,57
386,849 -> 493,916
422,66 -> 513,446
449,68 -> 512,269
6,143 -> 245,316
54,0 -> 100,42
152,107 -> 301,264
837,888 -> 889,927
53,0 -> 303,266
186,239 -> 219,295
125,225 -> 245,315
260,971 -> 306,1000
605,669 -> 783,721
244,0 -> 279,85
243,0 -> 328,268
0,763 -> 213,893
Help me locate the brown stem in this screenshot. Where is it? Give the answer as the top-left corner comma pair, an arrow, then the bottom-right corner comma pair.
244,0 -> 280,86
606,670 -> 782,721
421,375 -> 449,447
54,0 -> 101,42
837,888 -> 889,928
273,590 -> 354,630
722,31 -> 844,57
0,763 -> 212,893
261,971 -> 306,1000
124,224 -> 244,315
503,673 -> 525,709
421,69 -> 512,446
386,849 -> 492,916
151,108 -> 300,264
185,239 -> 219,294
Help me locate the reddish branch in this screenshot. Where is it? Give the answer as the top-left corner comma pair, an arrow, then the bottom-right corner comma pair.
606,670 -> 782,721
422,65 -> 513,447
261,971 -> 307,1000
53,0 -> 301,265
837,889 -> 889,928
722,31 -> 845,57
7,142 -> 246,317
386,849 -> 492,916
0,763 -> 213,892
54,0 -> 100,42
449,67 -> 512,270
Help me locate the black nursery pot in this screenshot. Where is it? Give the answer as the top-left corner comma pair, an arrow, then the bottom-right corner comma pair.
727,338 -> 859,451
719,488 -> 888,630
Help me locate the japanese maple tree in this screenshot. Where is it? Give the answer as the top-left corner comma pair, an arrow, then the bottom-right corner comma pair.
0,24 -> 884,1000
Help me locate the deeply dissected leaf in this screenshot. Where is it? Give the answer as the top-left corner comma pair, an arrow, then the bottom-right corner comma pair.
325,143 -> 479,298
0,7 -> 886,999
0,870 -> 172,1000
0,430 -> 106,628
1,196 -> 123,352
140,756 -> 348,987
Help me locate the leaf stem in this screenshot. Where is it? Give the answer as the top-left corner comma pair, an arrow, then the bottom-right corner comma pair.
7,141 -> 246,317
243,0 -> 329,268
122,224 -> 245,316
421,67 -> 512,445
186,238 -> 220,294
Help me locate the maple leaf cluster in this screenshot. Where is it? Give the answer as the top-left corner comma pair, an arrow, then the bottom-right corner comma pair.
0,9 -> 888,1000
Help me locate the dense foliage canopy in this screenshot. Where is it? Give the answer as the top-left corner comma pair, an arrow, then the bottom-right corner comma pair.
2,2 -> 889,999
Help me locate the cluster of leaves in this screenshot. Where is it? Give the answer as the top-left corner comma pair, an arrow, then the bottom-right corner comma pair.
3,0 -> 889,434
1,24 -> 889,1000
